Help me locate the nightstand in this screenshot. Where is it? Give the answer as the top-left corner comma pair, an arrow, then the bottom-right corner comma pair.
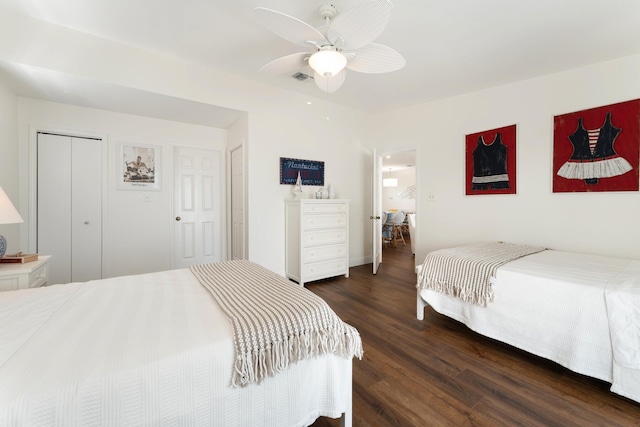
0,256 -> 51,292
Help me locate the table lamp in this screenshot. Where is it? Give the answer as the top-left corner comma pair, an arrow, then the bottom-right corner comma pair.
0,186 -> 23,259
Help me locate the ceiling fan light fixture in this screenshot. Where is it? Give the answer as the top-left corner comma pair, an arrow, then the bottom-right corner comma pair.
308,49 -> 347,77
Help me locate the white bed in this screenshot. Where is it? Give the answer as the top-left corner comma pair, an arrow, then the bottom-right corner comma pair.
0,262 -> 359,426
416,245 -> 640,404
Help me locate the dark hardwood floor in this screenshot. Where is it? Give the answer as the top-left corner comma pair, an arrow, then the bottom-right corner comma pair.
308,238 -> 640,427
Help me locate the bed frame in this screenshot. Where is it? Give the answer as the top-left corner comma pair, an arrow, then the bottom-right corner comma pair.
415,246 -> 640,404
0,262 -> 358,426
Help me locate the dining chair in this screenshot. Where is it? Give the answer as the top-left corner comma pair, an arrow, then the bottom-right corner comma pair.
381,211 -> 393,246
391,210 -> 406,246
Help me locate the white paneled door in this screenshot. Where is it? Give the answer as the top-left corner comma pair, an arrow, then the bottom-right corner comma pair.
372,149 -> 383,274
37,133 -> 103,285
173,146 -> 222,269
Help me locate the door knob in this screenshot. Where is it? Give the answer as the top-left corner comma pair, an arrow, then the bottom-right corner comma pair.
176,216 -> 181,221
369,215 -> 381,220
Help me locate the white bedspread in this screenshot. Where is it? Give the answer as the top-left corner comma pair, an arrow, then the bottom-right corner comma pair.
0,269 -> 352,427
605,260 -> 640,402
419,250 -> 640,401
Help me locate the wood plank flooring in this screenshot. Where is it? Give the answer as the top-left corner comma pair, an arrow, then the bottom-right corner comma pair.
308,238 -> 640,427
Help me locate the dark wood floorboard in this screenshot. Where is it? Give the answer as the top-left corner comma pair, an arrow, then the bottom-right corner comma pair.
308,238 -> 640,427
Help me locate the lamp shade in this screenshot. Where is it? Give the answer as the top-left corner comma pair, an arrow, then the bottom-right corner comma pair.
309,49 -> 347,77
0,186 -> 23,225
383,178 -> 398,187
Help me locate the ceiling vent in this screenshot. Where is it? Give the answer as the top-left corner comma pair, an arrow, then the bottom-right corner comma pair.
291,72 -> 312,82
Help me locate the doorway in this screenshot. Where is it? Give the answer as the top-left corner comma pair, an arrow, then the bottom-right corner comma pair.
379,149 -> 417,265
173,146 -> 223,268
230,145 -> 246,260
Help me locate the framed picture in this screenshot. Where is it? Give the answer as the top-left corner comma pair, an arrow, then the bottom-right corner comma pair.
553,99 -> 640,193
279,157 -> 325,186
465,124 -> 517,195
118,142 -> 161,190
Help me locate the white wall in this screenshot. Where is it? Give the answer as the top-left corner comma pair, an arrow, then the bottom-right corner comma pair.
0,80 -> 20,254
9,10 -> 639,275
370,54 -> 640,263
0,11 -> 371,276
17,98 -> 228,278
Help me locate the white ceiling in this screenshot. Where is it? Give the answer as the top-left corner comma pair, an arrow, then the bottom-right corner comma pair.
1,0 -> 640,125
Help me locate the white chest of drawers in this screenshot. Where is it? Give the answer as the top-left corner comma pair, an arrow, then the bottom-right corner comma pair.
0,256 -> 51,292
285,199 -> 349,286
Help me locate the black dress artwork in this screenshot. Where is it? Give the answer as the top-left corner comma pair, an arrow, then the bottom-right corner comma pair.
472,133 -> 510,190
557,112 -> 632,185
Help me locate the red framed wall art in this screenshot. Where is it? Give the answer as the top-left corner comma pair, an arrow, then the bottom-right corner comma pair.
465,124 -> 517,195
553,99 -> 640,193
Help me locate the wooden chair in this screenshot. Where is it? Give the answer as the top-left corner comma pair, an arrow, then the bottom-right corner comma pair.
391,210 -> 406,246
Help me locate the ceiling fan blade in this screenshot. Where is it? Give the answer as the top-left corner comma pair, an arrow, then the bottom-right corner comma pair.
346,43 -> 405,73
255,7 -> 327,47
259,52 -> 310,75
327,0 -> 394,51
314,69 -> 347,93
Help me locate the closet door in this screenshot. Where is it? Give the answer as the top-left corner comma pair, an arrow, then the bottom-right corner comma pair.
37,133 -> 102,285
38,134 -> 72,285
71,139 -> 102,282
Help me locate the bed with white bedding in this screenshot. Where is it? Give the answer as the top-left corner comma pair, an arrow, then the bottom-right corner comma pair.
416,242 -> 640,404
0,260 -> 362,427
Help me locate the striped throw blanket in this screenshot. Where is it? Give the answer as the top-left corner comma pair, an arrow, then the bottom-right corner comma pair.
417,242 -> 546,306
190,260 -> 363,387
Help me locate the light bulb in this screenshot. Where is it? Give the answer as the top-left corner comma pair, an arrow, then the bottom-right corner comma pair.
309,49 -> 347,77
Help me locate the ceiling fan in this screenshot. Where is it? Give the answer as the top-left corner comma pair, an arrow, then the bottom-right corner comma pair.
255,0 -> 405,94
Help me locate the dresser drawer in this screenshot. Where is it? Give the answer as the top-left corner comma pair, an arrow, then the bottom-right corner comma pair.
302,258 -> 347,280
28,263 -> 49,288
303,203 -> 348,214
302,229 -> 347,247
302,213 -> 347,230
303,244 -> 347,263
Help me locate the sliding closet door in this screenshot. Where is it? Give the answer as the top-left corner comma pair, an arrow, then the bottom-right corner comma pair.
37,133 -> 102,285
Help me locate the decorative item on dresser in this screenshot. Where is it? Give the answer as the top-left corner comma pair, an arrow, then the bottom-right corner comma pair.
0,186 -> 24,260
0,255 -> 51,292
285,199 -> 349,286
